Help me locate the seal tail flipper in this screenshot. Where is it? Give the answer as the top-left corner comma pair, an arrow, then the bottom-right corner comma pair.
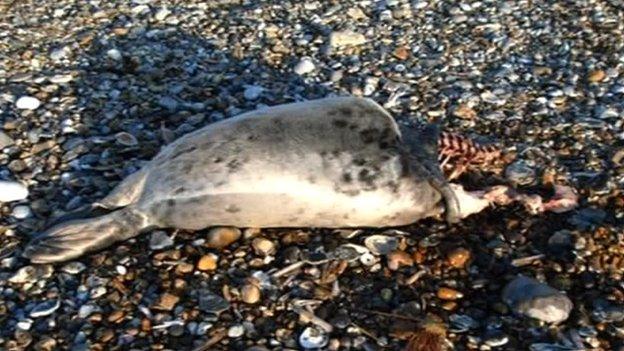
95,168 -> 148,209
23,207 -> 152,264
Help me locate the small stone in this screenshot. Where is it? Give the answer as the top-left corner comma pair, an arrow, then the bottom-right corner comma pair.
205,227 -> 241,249
8,159 -> 27,173
0,131 -> 14,149
437,287 -> 464,300
176,262 -> 194,274
329,30 -> 367,48
502,276 -> 573,323
346,7 -> 367,20
9,265 -> 53,283
15,96 -> 41,110
0,181 -> 28,202
243,85 -> 263,101
252,237 -> 276,256
294,57 -> 315,75
198,291 -> 230,313
453,104 -> 477,120
30,300 -> 60,318
241,282 -> 261,304
228,324 -> 245,338
505,161 -> 536,186
107,310 -> 125,323
115,132 -> 138,146
33,336 -> 57,351
197,254 -> 218,271
393,46 -> 410,60
78,304 -> 97,318
62,262 -> 86,274
299,326 -> 329,349
387,250 -> 413,270
106,48 -> 122,61
158,96 -> 179,111
155,293 -> 179,311
12,205 -> 32,219
149,231 -> 174,250
50,46 -> 70,61
155,7 -> 170,21
364,235 -> 399,255
447,248 -> 471,268
588,69 -> 606,83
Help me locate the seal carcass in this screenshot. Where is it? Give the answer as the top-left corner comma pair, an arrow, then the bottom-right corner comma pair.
24,96 -> 462,263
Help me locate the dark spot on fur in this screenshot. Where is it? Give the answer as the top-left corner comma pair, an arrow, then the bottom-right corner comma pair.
333,119 -> 348,128
214,157 -> 223,163
343,214 -> 350,219
181,163 -> 193,173
227,159 -> 242,172
349,124 -> 358,130
338,107 -> 353,117
353,157 -> 366,166
359,128 -> 379,144
173,187 -> 186,194
342,172 -> 352,183
225,205 -> 241,213
166,199 -> 176,207
247,134 -> 256,141
358,168 -> 377,187
307,176 -> 317,184
386,181 -> 400,193
170,146 -> 197,160
331,150 -> 340,157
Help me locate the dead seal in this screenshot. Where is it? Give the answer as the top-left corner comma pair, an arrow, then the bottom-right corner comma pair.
23,96 -> 493,263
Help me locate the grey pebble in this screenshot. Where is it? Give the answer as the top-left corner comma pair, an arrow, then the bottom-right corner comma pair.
502,276 -> 573,323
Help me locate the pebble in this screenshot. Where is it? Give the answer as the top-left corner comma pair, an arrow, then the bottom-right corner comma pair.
294,57 -> 315,75
505,161 -> 536,186
588,69 -> 606,83
115,132 -> 138,146
0,131 -> 14,149
197,253 -> 218,271
106,48 -> 122,61
154,293 -> 179,311
328,30 -> 366,48
0,181 -> 28,202
387,250 -> 413,270
149,231 -> 174,250
299,326 -> 329,349
33,337 -> 57,351
15,96 -> 41,110
502,276 -> 573,323
11,205 -> 31,219
243,85 -> 264,101
30,300 -> 60,318
241,282 -> 261,304
9,265 -> 54,284
227,324 -> 245,338
437,287 -> 464,300
252,237 -> 276,256
61,262 -> 86,274
447,248 -> 471,268
364,235 -> 399,255
205,227 -> 241,249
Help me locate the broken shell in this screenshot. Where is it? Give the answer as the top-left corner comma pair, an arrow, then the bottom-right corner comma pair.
299,326 -> 329,349
364,235 -> 399,255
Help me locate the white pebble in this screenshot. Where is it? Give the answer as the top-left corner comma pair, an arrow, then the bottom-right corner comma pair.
0,181 -> 28,202
227,324 -> 245,338
294,57 -> 315,75
15,96 -> 41,110
12,205 -> 32,219
155,7 -> 171,21
244,85 -> 264,101
116,265 -> 128,275
106,49 -> 122,61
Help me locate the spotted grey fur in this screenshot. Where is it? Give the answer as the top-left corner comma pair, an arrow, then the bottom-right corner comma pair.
23,96 -> 459,263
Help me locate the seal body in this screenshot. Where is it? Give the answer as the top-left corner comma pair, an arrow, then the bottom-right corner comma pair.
24,97 -> 451,263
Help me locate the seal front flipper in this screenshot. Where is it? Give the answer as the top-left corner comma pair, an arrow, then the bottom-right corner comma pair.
23,207 -> 153,264
403,123 -> 461,224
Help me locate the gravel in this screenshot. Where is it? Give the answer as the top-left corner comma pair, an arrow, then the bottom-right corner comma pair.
1,0 -> 623,350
